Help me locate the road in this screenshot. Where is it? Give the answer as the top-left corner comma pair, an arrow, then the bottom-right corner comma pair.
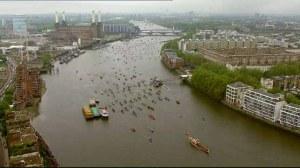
0,57 -> 16,99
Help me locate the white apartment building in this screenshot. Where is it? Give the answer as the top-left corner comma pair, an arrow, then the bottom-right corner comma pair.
225,82 -> 252,107
227,81 -> 300,127
177,39 -> 187,51
260,77 -> 274,89
280,104 -> 300,128
243,89 -> 286,122
185,38 -> 257,51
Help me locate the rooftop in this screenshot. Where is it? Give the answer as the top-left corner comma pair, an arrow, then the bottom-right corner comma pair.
272,75 -> 300,80
252,89 -> 283,99
165,51 -> 177,58
7,128 -> 38,148
284,103 -> 300,110
9,152 -> 43,167
228,81 -> 250,88
163,50 -> 183,60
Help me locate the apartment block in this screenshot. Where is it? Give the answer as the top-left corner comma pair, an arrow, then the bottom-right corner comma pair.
243,89 -> 286,122
9,152 -> 43,167
280,104 -> 300,128
15,64 -> 42,110
5,111 -> 43,167
225,82 -> 252,107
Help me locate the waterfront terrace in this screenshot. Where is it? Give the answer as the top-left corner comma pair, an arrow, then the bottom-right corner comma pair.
280,104 -> 300,128
5,111 -> 43,167
243,89 -> 286,122
7,126 -> 39,156
9,152 -> 43,167
225,82 -> 252,108
5,111 -> 30,130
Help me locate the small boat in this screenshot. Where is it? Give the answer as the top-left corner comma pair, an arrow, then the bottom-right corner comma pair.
74,53 -> 79,57
100,109 -> 109,119
91,107 -> 101,118
79,50 -> 86,54
148,114 -> 156,120
89,99 -> 96,107
82,106 -> 94,120
186,133 -> 209,154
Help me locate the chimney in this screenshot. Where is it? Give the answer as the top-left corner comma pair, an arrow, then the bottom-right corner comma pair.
62,11 -> 66,22
92,10 -> 96,23
98,10 -> 101,22
55,11 -> 59,23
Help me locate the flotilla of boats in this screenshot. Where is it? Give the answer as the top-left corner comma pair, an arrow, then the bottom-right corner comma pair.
150,77 -> 163,88
82,98 -> 109,120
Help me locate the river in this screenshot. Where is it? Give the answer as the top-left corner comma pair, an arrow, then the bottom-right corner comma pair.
32,28 -> 300,167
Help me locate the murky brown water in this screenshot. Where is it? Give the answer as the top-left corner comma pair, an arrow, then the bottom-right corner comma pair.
32,36 -> 300,167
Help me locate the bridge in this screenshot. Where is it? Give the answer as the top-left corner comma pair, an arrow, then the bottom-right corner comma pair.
138,29 -> 182,36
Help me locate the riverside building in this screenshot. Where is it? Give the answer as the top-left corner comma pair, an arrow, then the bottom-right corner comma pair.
243,89 -> 286,122
225,82 -> 252,108
225,82 -> 288,122
161,49 -> 184,69
280,104 -> 300,128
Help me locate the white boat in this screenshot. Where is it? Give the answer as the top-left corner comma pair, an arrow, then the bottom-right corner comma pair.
79,50 -> 86,54
89,99 -> 96,107
100,109 -> 109,118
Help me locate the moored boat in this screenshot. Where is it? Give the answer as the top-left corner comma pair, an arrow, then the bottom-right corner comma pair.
82,105 -> 94,120
74,53 -> 79,57
100,108 -> 109,119
79,50 -> 86,54
91,107 -> 101,118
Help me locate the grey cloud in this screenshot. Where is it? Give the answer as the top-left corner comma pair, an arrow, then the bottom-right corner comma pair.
0,0 -> 299,15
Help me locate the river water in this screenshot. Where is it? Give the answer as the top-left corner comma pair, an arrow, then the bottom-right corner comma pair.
32,34 -> 300,166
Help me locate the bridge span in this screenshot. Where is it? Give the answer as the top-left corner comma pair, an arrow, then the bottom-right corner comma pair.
138,29 -> 182,36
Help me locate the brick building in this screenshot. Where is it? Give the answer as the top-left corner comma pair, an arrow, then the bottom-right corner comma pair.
14,64 -> 41,110
49,11 -> 103,47
161,49 -> 184,69
187,47 -> 300,66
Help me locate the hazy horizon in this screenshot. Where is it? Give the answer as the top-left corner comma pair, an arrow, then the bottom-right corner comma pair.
0,0 -> 300,15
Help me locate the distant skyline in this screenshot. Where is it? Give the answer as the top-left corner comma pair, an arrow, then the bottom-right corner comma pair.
0,0 -> 300,15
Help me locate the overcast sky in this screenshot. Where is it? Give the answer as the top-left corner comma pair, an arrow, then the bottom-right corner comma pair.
0,0 -> 300,15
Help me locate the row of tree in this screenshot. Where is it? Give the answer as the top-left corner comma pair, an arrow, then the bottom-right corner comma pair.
0,87 -> 14,135
190,63 -> 263,101
264,62 -> 300,77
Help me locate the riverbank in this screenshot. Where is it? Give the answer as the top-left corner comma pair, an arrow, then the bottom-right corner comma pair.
222,100 -> 300,136
35,129 -> 59,167
24,81 -> 59,166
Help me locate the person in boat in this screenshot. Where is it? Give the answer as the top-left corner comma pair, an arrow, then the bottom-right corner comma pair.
191,138 -> 200,145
